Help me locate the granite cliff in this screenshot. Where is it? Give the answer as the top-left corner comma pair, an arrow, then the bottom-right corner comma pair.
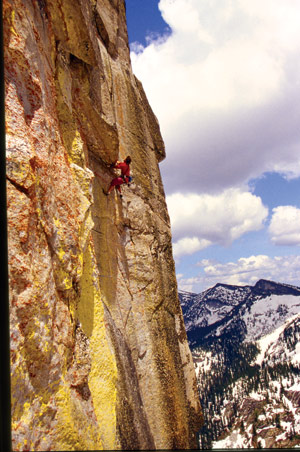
5,0 -> 203,450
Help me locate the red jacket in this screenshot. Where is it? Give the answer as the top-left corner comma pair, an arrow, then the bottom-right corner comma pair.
115,162 -> 130,178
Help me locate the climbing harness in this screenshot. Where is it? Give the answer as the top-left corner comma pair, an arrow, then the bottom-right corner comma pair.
120,174 -> 133,186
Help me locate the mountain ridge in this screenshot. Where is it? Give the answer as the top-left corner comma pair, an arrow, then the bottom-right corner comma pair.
179,278 -> 300,348
179,279 -> 300,448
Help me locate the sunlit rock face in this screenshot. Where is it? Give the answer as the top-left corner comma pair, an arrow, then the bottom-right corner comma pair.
5,0 -> 203,450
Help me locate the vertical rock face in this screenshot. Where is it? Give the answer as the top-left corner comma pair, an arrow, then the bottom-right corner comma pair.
5,0 -> 203,450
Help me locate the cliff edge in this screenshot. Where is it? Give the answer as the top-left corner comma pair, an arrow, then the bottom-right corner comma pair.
5,0 -> 203,449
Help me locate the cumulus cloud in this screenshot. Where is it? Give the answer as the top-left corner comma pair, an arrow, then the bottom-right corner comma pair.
173,237 -> 212,259
167,189 -> 268,257
177,254 -> 300,292
131,0 -> 300,194
269,206 -> 300,246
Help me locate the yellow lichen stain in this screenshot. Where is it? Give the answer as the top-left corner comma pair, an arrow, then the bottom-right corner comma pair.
77,245 -> 95,337
43,341 -> 49,353
54,378 -> 103,451
22,402 -> 31,418
10,10 -> 18,37
63,275 -> 73,290
10,318 -> 55,432
7,156 -> 34,188
78,208 -> 94,261
77,244 -> 118,450
10,363 -> 28,421
54,242 -> 73,289
76,251 -> 84,279
72,167 -> 93,203
56,64 -> 73,112
53,216 -> 61,228
35,206 -> 46,231
11,398 -> 39,451
70,130 -> 85,167
52,243 -> 118,450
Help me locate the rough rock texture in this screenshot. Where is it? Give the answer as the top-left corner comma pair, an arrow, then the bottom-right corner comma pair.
4,0 -> 203,450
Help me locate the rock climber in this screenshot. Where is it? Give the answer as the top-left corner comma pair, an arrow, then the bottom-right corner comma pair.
102,155 -> 132,198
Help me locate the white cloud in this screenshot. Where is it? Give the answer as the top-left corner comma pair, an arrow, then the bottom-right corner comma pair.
131,0 -> 300,194
177,254 -> 300,293
269,206 -> 300,246
167,189 -> 268,256
173,237 -> 212,259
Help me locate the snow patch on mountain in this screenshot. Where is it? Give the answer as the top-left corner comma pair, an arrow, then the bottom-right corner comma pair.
255,313 -> 300,365
212,429 -> 247,449
244,295 -> 300,342
194,351 -> 213,376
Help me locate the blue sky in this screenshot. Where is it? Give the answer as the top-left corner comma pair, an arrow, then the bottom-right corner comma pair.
125,0 -> 300,293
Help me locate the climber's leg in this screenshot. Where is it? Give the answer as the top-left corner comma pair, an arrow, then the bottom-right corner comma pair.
115,185 -> 122,197
103,177 -> 123,195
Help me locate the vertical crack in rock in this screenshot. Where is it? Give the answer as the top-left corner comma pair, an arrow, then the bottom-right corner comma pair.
103,304 -> 156,450
5,0 -> 203,450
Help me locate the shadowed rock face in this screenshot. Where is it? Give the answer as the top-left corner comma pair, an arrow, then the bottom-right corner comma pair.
5,0 -> 203,450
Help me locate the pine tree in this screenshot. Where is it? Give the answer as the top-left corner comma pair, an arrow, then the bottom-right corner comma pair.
279,382 -> 284,399
275,413 -> 281,429
265,390 -> 270,403
240,420 -> 245,433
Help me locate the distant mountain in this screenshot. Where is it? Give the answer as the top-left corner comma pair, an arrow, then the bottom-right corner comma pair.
180,279 -> 300,348
179,280 -> 300,449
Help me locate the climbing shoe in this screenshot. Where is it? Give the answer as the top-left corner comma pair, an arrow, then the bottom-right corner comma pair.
102,189 -> 108,196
